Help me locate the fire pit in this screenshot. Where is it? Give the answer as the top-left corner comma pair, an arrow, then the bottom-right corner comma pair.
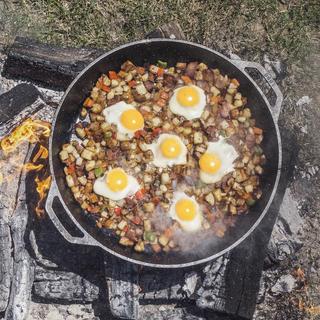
0,23 -> 296,320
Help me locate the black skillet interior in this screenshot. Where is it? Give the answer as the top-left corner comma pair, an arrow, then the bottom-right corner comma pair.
51,40 -> 280,266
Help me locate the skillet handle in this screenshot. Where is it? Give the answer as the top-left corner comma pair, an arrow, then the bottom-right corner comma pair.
231,60 -> 283,121
45,181 -> 97,246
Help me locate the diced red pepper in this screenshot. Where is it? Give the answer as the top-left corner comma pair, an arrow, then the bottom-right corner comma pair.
135,189 -> 145,200
123,225 -> 129,233
152,127 -> 162,137
114,207 -> 122,216
66,163 -> 76,174
128,80 -> 137,87
108,71 -> 118,80
101,84 -> 111,92
181,75 -> 192,84
253,127 -> 263,135
83,97 -> 94,108
134,129 -> 146,138
132,216 -> 141,225
157,67 -> 164,76
136,67 -> 145,74
152,196 -> 160,205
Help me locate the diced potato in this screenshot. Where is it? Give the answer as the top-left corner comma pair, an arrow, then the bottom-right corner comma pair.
81,149 -> 94,160
111,79 -> 119,87
230,205 -> 237,215
75,127 -> 86,139
152,117 -> 162,127
194,132 -> 203,144
143,174 -> 152,183
213,189 -> 222,202
66,175 -> 74,187
59,150 -> 69,161
159,234 -> 169,246
245,184 -> 254,193
144,219 -> 151,231
201,109 -> 210,120
78,176 -> 87,186
118,220 -> 127,230
85,160 -> 96,171
160,185 -> 167,193
76,157 -> 83,166
161,172 -> 170,185
119,237 -> 134,246
143,202 -> 155,213
91,103 -> 102,113
107,90 -> 115,100
234,99 -> 243,108
136,83 -> 147,95
134,241 -> 145,252
210,86 -> 220,97
205,193 -> 215,205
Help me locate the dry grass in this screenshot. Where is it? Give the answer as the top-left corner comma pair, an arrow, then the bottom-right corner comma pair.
0,0 -> 319,62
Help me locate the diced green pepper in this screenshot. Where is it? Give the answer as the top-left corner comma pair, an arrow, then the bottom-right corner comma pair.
253,146 -> 263,155
246,198 -> 256,206
144,230 -> 156,242
104,131 -> 112,140
94,167 -> 104,178
157,60 -> 167,68
219,130 -> 226,137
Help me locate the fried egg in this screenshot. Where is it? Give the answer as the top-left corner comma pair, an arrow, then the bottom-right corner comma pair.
103,101 -> 144,139
169,85 -> 206,120
93,167 -> 140,201
169,192 -> 203,232
199,138 -> 238,184
147,133 -> 187,167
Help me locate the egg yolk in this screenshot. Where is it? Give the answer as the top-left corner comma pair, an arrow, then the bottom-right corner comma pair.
175,199 -> 197,221
106,168 -> 128,192
177,86 -> 200,107
120,109 -> 144,131
160,138 -> 181,159
199,153 -> 222,174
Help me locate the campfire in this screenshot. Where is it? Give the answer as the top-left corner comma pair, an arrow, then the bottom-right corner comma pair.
0,24 -> 308,320
0,118 -> 52,217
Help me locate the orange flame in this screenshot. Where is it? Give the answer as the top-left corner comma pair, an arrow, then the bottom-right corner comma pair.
35,175 -> 52,217
0,118 -> 52,217
0,118 -> 51,154
23,163 -> 44,172
32,145 -> 49,163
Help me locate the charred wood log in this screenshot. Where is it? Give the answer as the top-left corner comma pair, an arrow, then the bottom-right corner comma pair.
33,266 -> 99,303
2,37 -> 103,90
146,21 -> 186,40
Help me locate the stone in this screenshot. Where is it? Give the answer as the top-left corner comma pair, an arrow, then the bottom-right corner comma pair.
271,274 -> 296,295
45,309 -> 64,320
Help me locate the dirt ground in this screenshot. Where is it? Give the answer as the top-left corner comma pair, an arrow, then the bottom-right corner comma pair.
0,1 -> 320,319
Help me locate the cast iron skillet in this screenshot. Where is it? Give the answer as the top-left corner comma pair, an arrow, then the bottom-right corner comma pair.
46,39 -> 282,268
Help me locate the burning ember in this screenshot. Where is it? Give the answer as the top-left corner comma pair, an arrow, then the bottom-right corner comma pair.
0,118 -> 52,217
35,175 -> 52,217
0,118 -> 51,154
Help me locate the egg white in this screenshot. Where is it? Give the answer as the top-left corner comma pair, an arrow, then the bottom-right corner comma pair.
147,133 -> 187,167
200,137 -> 238,184
93,170 -> 140,201
169,192 -> 203,232
102,101 -> 143,139
169,85 -> 206,120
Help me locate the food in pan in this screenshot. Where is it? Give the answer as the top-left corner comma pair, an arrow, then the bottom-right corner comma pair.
59,60 -> 265,253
